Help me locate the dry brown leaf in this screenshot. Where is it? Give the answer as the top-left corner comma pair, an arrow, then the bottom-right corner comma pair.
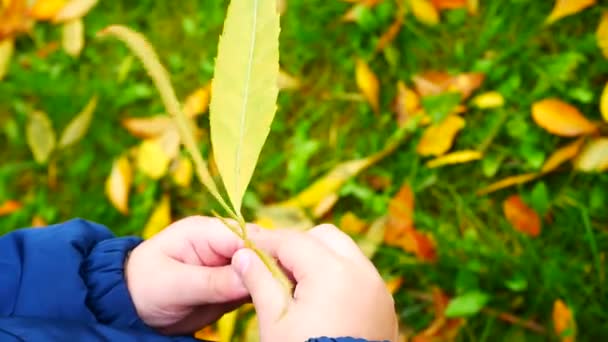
121,116 -> 173,139
142,194 -> 171,239
431,0 -> 466,10
393,81 -> 421,126
0,37 -> 13,80
532,98 -> 597,137
53,0 -> 98,23
546,0 -> 596,25
553,299 -> 576,342
476,173 -> 539,196
597,11 -> 608,59
409,0 -> 440,26
471,91 -> 504,109
356,58 -> 380,113
62,18 -> 84,57
0,200 -> 21,216
182,84 -> 210,118
0,0 -> 32,40
376,15 -> 403,52
105,155 -> 132,214
340,211 -> 368,235
503,195 -> 541,237
541,138 -> 585,174
29,0 -> 66,20
426,150 -> 482,168
574,138 -> 608,172
416,115 -> 466,157
600,82 -> 608,122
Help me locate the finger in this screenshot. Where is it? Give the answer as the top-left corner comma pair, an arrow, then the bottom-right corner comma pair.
232,248 -> 287,325
171,261 -> 249,306
308,224 -> 370,264
248,229 -> 339,281
160,300 -> 248,335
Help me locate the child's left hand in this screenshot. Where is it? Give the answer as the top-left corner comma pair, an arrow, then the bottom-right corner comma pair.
124,216 -> 249,335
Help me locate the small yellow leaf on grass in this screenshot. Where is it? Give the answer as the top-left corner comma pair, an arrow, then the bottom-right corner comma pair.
393,81 -> 421,126
471,91 -> 504,109
376,15 -> 403,52
0,38 -> 14,80
182,84 -> 210,118
467,0 -> 479,15
29,0 -> 66,20
171,156 -> 193,188
546,0 -> 596,25
409,0 -> 440,26
62,18 -> 84,57
600,82 -> 608,122
597,12 -> 608,59
417,115 -> 466,157
58,95 -> 97,148
476,173 -> 538,196
356,58 -> 380,113
143,194 -> 171,240
255,205 -> 314,231
218,309 -> 238,342
553,299 -> 576,342
426,150 -> 483,168
0,200 -> 21,216
340,211 -> 368,235
532,98 -> 597,137
574,138 -> 608,172
121,116 -> 173,138
26,111 -> 56,164
136,139 -> 172,180
541,138 -> 585,174
503,195 -> 541,237
53,0 -> 98,23
105,155 -> 132,214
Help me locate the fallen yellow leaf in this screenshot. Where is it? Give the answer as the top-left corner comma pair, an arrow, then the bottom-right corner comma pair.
105,155 -> 132,214
218,309 -> 238,342
356,58 -> 380,113
601,82 -> 608,122
0,38 -> 13,80
121,115 -> 173,139
376,15 -> 403,52
409,0 -> 440,26
597,11 -> 608,59
182,84 -> 210,118
58,95 -> 98,149
136,139 -> 172,180
243,315 -> 260,342
426,150 -> 483,168
467,0 -> 479,15
385,276 -> 404,295
541,138 -> 585,174
255,205 -> 314,231
574,138 -> 608,172
476,173 -> 539,196
503,195 -> 541,237
53,0 -> 98,23
0,0 -> 32,41
358,216 -> 387,259
553,299 -> 576,342
171,156 -> 193,188
340,211 -> 368,235
546,0 -> 596,25
29,0 -> 66,20
142,195 -> 171,239
417,115 -> 466,157
393,81 -> 421,126
532,98 -> 597,137
26,111 -> 56,165
471,91 -> 504,109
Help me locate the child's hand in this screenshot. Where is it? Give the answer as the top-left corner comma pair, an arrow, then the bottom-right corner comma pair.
232,224 -> 398,342
125,216 -> 249,335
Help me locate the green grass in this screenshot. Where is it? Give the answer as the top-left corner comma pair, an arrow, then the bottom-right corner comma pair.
1,0 -> 607,340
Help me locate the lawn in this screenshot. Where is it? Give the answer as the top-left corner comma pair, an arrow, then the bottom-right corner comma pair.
1,0 -> 607,341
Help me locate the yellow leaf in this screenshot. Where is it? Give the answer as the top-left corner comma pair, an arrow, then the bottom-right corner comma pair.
31,215 -> 47,227
531,98 -> 597,137
0,0 -> 32,41
121,116 -> 173,138
356,58 -> 380,113
426,150 -> 483,168
243,315 -> 260,342
26,111 -> 56,164
553,299 -> 576,342
255,205 -> 314,231
278,68 -> 300,90
142,194 -> 171,239
471,91 -> 504,109
597,11 -> 608,59
601,82 -> 608,122
209,0 -> 281,213
105,155 -> 132,214
467,0 -> 479,15
416,115 -> 466,157
58,95 -> 97,148
541,138 -> 585,174
218,309 -> 238,342
393,81 -> 420,126
53,0 -> 98,23
574,138 -> 608,173
0,38 -> 14,80
171,156 -> 193,188
182,84 -> 210,118
29,0 -> 66,20
476,173 -> 538,196
340,211 -> 368,235
276,0 -> 287,15
358,216 -> 387,259
409,0 -> 440,26
385,276 -> 404,295
61,18 -> 84,57
546,0 -> 596,25
136,139 -> 172,180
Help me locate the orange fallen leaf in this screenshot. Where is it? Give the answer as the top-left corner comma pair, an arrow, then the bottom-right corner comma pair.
409,0 -> 440,26
597,11 -> 608,59
194,326 -> 219,341
553,299 -> 576,342
476,173 -> 539,196
401,228 -> 437,262
0,0 -> 32,40
340,211 -> 368,235
426,150 -> 483,168
31,215 -> 47,227
385,276 -> 404,295
503,195 -> 541,237
417,115 -> 466,157
532,98 -> 597,137
574,138 -> 608,173
431,0 -> 466,10
355,58 -> 380,113
541,138 -> 585,173
385,183 -> 416,243
412,288 -> 465,341
546,0 -> 596,25
393,81 -> 421,126
29,0 -> 66,20
0,200 -> 22,216
105,155 -> 132,214
376,15 -> 403,52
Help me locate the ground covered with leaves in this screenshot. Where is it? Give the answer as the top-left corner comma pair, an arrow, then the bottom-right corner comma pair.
1,0 -> 608,341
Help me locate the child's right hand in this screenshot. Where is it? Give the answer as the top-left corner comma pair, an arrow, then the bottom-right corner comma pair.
232,224 -> 398,342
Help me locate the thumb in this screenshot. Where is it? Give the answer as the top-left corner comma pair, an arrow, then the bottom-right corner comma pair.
232,248 -> 286,323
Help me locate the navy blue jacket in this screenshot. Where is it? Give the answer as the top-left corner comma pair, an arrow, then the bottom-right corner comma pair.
0,219 -> 373,341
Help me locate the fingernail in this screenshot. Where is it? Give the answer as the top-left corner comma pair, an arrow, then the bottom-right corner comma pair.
233,250 -> 250,275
